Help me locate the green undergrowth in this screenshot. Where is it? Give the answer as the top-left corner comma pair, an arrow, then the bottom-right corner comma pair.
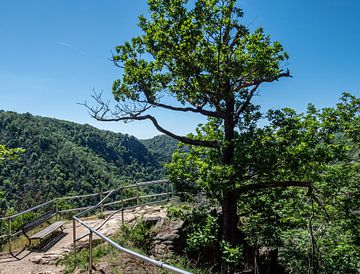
58,218 -> 203,274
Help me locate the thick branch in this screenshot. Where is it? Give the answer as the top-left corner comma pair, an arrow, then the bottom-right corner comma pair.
141,82 -> 224,119
147,101 -> 225,119
91,113 -> 221,149
234,83 -> 260,121
229,24 -> 245,49
82,92 -> 221,148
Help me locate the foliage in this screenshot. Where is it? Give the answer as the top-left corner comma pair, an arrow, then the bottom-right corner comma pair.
168,203 -> 220,266
0,143 -> 24,214
186,213 -> 218,253
0,111 -> 176,212
140,135 -> 179,164
168,93 -> 360,272
120,219 -> 152,250
83,0 -> 357,270
221,240 -> 243,267
0,144 -> 24,161
58,247 -> 90,274
110,0 -> 288,108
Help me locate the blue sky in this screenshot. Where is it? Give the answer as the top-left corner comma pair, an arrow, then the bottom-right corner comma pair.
0,0 -> 359,139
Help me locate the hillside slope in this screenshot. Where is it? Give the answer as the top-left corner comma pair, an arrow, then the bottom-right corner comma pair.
0,111 -> 176,211
140,135 -> 178,164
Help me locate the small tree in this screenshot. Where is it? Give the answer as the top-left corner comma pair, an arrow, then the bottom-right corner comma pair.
86,0 -> 290,248
0,144 -> 24,161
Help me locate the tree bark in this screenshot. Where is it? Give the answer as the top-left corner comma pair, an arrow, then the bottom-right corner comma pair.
222,189 -> 240,246
221,95 -> 240,246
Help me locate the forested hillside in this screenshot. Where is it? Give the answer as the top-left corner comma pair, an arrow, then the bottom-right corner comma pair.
140,135 -> 178,164
0,111 -> 175,212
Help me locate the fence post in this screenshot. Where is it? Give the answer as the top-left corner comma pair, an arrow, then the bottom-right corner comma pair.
171,181 -> 174,200
121,189 -> 124,225
166,182 -> 170,201
73,218 -> 77,260
100,192 -> 104,217
55,200 -> 59,221
8,218 -> 12,254
88,230 -> 93,274
136,184 -> 140,206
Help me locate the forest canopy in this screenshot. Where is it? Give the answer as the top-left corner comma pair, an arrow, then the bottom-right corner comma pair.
0,111 -> 177,212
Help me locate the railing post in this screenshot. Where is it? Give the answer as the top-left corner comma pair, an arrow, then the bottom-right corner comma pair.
73,218 -> 77,260
100,192 -> 104,217
88,230 -> 93,274
171,181 -> 174,200
0,221 -> 2,245
55,200 -> 59,221
166,182 -> 170,201
121,189 -> 124,225
8,218 -> 12,254
136,184 -> 140,206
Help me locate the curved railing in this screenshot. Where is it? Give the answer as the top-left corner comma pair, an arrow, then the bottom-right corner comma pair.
72,179 -> 191,273
0,179 -> 191,273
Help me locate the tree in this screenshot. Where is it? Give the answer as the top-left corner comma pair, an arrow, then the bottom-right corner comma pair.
0,144 -> 24,161
167,93 -> 359,272
86,0 -> 290,248
0,144 -> 24,217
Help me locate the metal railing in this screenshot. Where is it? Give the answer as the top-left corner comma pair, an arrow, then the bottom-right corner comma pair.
0,179 -> 190,273
72,179 -> 191,274
0,180 -> 171,253
0,189 -> 106,258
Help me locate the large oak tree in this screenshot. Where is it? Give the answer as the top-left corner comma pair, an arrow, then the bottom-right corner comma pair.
87,0 -> 291,250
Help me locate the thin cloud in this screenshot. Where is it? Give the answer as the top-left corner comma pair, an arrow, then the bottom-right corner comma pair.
59,42 -> 87,55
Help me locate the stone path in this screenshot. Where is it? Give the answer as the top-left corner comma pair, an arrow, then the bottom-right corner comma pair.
0,205 -> 167,274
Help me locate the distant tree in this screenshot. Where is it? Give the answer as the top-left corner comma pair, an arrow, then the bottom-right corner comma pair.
0,144 -> 24,216
85,0 -> 291,252
0,144 -> 24,161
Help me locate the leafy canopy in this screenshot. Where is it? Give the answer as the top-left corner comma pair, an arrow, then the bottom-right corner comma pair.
88,0 -> 289,150
113,0 -> 287,103
167,93 -> 360,272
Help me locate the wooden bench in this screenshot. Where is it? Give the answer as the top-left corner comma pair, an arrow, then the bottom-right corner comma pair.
22,212 -> 64,245
30,221 -> 64,240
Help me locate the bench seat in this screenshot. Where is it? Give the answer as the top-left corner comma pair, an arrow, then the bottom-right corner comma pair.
30,221 -> 65,240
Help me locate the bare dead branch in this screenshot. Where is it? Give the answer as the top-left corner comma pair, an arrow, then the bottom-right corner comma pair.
82,92 -> 221,148
93,113 -> 220,148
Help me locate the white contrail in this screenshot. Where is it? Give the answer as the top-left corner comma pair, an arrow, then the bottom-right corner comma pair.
59,42 -> 87,55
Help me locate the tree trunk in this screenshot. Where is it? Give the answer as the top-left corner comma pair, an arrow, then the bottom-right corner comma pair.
221,95 -> 238,245
222,189 -> 240,246
220,95 -> 243,274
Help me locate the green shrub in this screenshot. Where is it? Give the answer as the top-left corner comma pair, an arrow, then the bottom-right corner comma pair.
120,218 -> 151,251
221,241 -> 243,268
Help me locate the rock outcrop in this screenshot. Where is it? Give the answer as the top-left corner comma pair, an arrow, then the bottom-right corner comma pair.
148,220 -> 185,259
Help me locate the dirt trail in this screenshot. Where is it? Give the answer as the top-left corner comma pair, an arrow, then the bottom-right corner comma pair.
0,205 -> 166,274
